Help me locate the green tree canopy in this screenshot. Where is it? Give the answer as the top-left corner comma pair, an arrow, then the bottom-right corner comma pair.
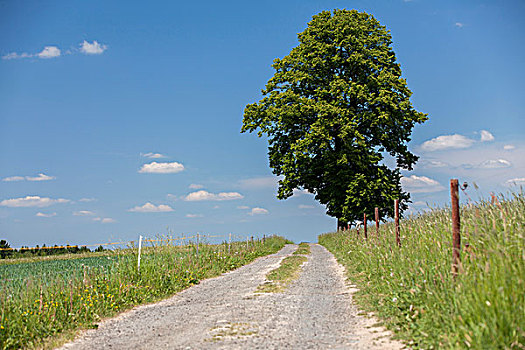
241,9 -> 427,227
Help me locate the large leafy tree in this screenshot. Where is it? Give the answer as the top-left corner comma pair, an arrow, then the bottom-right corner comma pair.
241,9 -> 427,228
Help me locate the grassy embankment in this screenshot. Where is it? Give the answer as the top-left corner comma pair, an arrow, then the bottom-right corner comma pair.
0,235 -> 289,350
257,242 -> 310,293
319,193 -> 524,349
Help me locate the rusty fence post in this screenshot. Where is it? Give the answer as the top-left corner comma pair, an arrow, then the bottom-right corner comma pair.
451,179 -> 461,277
394,199 -> 401,247
375,207 -> 379,236
363,213 -> 368,239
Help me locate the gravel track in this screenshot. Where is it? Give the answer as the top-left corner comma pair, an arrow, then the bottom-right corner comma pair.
59,244 -> 404,349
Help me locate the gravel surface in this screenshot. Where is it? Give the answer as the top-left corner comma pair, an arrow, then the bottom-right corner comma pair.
59,244 -> 404,349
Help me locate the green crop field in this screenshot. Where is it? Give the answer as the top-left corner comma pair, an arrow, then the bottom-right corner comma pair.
320,192 -> 525,349
0,255 -> 120,288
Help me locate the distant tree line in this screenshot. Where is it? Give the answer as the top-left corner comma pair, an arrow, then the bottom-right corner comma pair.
0,239 -> 106,259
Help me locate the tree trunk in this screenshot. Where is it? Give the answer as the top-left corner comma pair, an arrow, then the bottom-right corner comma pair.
337,218 -> 347,231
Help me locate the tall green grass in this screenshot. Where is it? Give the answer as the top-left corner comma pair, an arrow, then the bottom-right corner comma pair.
319,193 -> 524,349
0,236 -> 288,349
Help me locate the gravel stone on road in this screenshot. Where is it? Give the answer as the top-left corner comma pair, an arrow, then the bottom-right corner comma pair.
59,244 -> 404,349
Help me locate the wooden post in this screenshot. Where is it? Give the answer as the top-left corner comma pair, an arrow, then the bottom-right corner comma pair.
363,213 -> 367,239
451,179 -> 461,277
394,200 -> 401,247
375,207 -> 379,236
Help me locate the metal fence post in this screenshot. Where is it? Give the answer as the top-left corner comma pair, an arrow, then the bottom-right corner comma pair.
363,213 -> 368,239
375,207 -> 379,236
395,200 -> 401,247
451,179 -> 461,277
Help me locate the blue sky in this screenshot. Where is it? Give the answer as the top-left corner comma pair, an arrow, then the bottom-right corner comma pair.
1,0 -> 524,247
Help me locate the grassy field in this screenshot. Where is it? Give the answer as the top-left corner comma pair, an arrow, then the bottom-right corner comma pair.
319,192 -> 524,349
0,235 -> 289,350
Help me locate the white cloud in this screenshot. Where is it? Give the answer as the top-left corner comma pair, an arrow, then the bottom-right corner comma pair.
185,213 -> 203,218
93,217 -> 116,223
26,173 -> 56,181
504,145 -> 516,150
166,194 -> 179,201
141,152 -> 167,159
238,176 -> 281,189
480,130 -> 495,142
128,202 -> 174,213
237,205 -> 250,209
505,177 -> 525,186
419,160 -> 448,168
298,204 -> 314,209
292,189 -> 310,197
479,159 -> 512,169
2,52 -> 23,60
139,162 -> 184,174
36,212 -> 56,218
38,46 -> 61,59
79,40 -> 107,55
184,190 -> 244,201
401,175 -> 445,193
79,197 -> 96,202
2,173 -> 56,182
189,184 -> 204,189
421,134 -> 475,151
249,207 -> 269,215
73,210 -> 95,216
2,176 -> 25,182
455,22 -> 464,28
0,196 -> 70,208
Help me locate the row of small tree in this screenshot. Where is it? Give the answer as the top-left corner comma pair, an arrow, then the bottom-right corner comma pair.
0,240 -> 105,259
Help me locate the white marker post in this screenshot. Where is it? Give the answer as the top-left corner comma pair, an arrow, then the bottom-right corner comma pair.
137,235 -> 143,271
196,233 -> 200,258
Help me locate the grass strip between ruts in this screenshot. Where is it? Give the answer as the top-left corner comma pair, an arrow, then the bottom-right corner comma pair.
256,243 -> 310,293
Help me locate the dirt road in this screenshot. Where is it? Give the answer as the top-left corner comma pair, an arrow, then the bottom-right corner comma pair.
60,244 -> 403,349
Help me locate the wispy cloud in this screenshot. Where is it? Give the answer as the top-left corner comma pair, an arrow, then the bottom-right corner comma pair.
2,173 -> 55,182
455,22 -> 464,28
36,212 -> 56,217
504,145 -> 515,150
128,202 -> 174,213
237,205 -> 250,209
298,204 -> 315,209
249,207 -> 269,215
418,160 -> 449,168
0,196 -> 70,208
79,40 -> 107,55
189,184 -> 204,189
185,213 -> 203,218
139,162 -> 184,174
421,134 -> 475,151
93,217 -> 116,223
401,175 -> 445,193
184,190 -> 244,201
478,159 -> 512,169
73,210 -> 95,216
141,152 -> 167,159
238,176 -> 281,189
505,177 -> 525,186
